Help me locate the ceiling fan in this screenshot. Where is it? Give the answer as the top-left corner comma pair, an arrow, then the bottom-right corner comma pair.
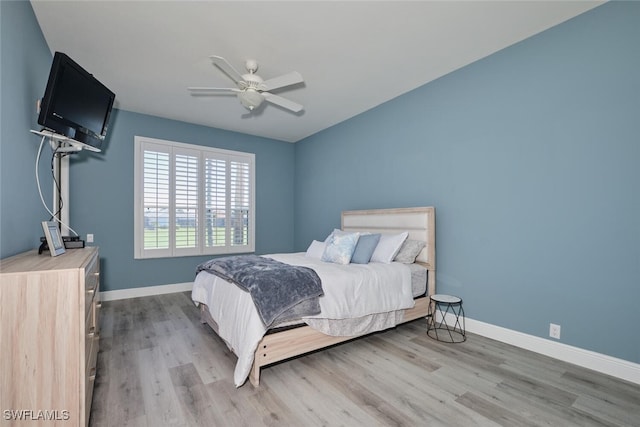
188,55 -> 304,113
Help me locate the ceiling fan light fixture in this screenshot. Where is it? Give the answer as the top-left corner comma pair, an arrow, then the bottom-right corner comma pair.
238,89 -> 264,111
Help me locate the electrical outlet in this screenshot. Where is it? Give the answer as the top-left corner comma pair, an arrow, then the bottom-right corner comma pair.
549,323 -> 561,339
87,234 -> 94,243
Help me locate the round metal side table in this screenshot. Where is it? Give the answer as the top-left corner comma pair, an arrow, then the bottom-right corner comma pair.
426,294 -> 466,343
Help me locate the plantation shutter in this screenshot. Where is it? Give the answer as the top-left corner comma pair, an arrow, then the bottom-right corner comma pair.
174,147 -> 200,255
135,136 -> 255,259
142,144 -> 171,256
230,159 -> 250,247
204,157 -> 226,248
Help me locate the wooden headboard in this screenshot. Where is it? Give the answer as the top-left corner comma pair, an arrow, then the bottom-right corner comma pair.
341,207 -> 436,295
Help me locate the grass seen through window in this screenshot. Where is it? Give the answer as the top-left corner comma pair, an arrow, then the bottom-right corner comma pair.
144,226 -> 247,249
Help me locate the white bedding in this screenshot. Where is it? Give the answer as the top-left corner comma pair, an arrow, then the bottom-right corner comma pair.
191,252 -> 414,387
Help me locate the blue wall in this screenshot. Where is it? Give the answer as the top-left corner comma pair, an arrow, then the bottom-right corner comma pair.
69,109 -> 295,291
0,0 -> 55,257
294,2 -> 639,364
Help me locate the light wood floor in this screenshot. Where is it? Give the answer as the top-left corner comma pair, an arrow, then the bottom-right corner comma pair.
90,292 -> 640,426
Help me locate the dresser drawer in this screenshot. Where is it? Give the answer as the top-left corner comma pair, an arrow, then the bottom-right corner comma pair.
86,334 -> 99,378
84,254 -> 100,318
94,276 -> 101,325
85,307 -> 101,365
85,314 -> 99,365
85,334 -> 99,427
93,293 -> 102,336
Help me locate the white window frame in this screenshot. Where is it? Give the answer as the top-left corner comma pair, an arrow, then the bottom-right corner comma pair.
134,136 -> 255,259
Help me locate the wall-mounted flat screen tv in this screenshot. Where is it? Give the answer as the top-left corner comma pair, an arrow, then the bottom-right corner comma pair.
37,52 -> 115,153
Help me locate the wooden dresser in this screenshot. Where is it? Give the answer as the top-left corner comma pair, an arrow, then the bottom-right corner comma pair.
0,247 -> 100,426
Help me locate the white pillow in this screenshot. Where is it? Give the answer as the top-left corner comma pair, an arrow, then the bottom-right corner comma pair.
305,240 -> 326,259
370,231 -> 409,263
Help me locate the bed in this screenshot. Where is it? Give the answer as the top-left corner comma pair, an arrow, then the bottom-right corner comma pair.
192,206 -> 435,387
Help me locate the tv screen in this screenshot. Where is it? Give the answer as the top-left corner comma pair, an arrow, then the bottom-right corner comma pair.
38,52 -> 115,152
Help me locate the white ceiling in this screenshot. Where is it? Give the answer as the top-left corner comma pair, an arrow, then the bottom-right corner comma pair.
31,1 -> 603,143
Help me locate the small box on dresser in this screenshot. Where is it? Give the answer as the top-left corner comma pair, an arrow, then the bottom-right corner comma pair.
0,247 -> 100,427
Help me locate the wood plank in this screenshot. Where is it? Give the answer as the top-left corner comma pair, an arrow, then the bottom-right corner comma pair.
262,357 -> 381,426
137,346 -> 186,426
244,384 -> 307,426
455,391 -> 535,427
105,345 -> 145,426
168,363 -> 224,427
203,379 -> 261,427
298,351 -> 423,426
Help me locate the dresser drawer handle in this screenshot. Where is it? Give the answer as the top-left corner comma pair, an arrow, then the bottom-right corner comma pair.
96,302 -> 102,309
87,286 -> 96,295
89,368 -> 96,382
88,327 -> 96,338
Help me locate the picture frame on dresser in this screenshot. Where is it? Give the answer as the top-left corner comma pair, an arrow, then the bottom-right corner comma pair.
42,220 -> 66,256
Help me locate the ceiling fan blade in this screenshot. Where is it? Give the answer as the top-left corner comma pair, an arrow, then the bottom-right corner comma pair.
262,92 -> 303,113
210,55 -> 245,86
260,71 -> 304,91
187,86 -> 239,93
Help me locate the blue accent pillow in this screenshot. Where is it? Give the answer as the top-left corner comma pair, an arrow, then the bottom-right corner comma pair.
350,233 -> 381,264
321,232 -> 359,264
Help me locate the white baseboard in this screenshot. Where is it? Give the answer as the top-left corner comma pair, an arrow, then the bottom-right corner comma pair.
100,283 -> 640,385
443,312 -> 640,386
100,282 -> 193,301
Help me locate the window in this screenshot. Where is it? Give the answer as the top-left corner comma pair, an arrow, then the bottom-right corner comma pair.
134,136 -> 255,259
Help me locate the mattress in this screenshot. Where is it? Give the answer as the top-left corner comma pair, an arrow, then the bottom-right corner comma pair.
269,262 -> 426,329
408,262 -> 428,297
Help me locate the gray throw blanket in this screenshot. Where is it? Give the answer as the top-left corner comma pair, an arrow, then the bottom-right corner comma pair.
196,255 -> 323,328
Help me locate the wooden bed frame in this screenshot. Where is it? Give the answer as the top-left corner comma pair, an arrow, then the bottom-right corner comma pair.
199,206 -> 436,387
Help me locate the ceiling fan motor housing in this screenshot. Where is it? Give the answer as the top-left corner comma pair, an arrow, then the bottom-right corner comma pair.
242,73 -> 264,90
